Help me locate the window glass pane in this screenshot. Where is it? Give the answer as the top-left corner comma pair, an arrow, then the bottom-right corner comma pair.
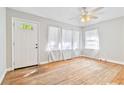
85,29 -> 99,49
48,26 -> 60,51
62,29 -> 72,50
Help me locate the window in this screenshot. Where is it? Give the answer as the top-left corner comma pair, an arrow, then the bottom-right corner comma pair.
48,26 -> 60,51
73,31 -> 80,50
62,29 -> 72,50
85,29 -> 99,50
48,27 -> 81,51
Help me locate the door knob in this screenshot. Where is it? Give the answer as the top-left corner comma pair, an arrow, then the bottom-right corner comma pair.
35,43 -> 38,48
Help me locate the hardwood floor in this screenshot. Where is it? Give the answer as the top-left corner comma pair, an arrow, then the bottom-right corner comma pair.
2,57 -> 124,85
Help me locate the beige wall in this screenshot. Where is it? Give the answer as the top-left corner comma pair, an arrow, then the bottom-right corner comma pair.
82,16 -> 124,63
6,8 -> 82,68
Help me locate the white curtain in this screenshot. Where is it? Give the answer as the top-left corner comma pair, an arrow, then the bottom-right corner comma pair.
48,26 -> 82,62
62,29 -> 72,60
48,26 -> 61,61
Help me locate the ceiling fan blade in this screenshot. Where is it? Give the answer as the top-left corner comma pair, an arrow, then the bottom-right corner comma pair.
91,7 -> 104,13
81,7 -> 88,14
78,7 -> 84,12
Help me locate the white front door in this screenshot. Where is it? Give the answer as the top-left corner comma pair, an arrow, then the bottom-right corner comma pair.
13,18 -> 39,69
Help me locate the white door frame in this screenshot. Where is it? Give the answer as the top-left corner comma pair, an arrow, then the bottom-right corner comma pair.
12,17 -> 40,70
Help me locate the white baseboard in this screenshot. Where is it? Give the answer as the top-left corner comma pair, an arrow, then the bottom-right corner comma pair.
0,67 -> 14,84
0,69 -> 7,84
81,55 -> 124,66
81,55 -> 99,60
102,59 -> 124,65
39,61 -> 49,65
6,67 -> 13,72
6,62 -> 49,72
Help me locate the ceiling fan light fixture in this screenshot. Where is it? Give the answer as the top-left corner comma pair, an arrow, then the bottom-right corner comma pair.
81,15 -> 91,23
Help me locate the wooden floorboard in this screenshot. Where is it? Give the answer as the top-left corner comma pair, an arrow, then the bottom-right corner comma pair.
2,57 -> 124,85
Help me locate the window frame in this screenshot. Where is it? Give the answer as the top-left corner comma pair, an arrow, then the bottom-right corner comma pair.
72,31 -> 80,50
84,29 -> 99,50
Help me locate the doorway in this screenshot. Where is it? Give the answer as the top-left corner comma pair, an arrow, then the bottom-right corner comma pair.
12,18 -> 39,69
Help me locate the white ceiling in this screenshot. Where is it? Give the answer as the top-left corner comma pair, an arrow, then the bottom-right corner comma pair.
10,7 -> 124,27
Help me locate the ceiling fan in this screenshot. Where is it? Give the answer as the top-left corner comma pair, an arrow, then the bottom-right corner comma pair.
71,7 -> 104,23
80,7 -> 104,23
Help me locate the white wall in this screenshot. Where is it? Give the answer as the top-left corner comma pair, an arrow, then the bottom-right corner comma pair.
0,8 -> 6,84
6,8 -> 82,68
82,17 -> 124,64
6,8 -> 124,69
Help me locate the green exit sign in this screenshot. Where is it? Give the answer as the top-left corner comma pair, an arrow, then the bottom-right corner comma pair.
20,24 -> 33,30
